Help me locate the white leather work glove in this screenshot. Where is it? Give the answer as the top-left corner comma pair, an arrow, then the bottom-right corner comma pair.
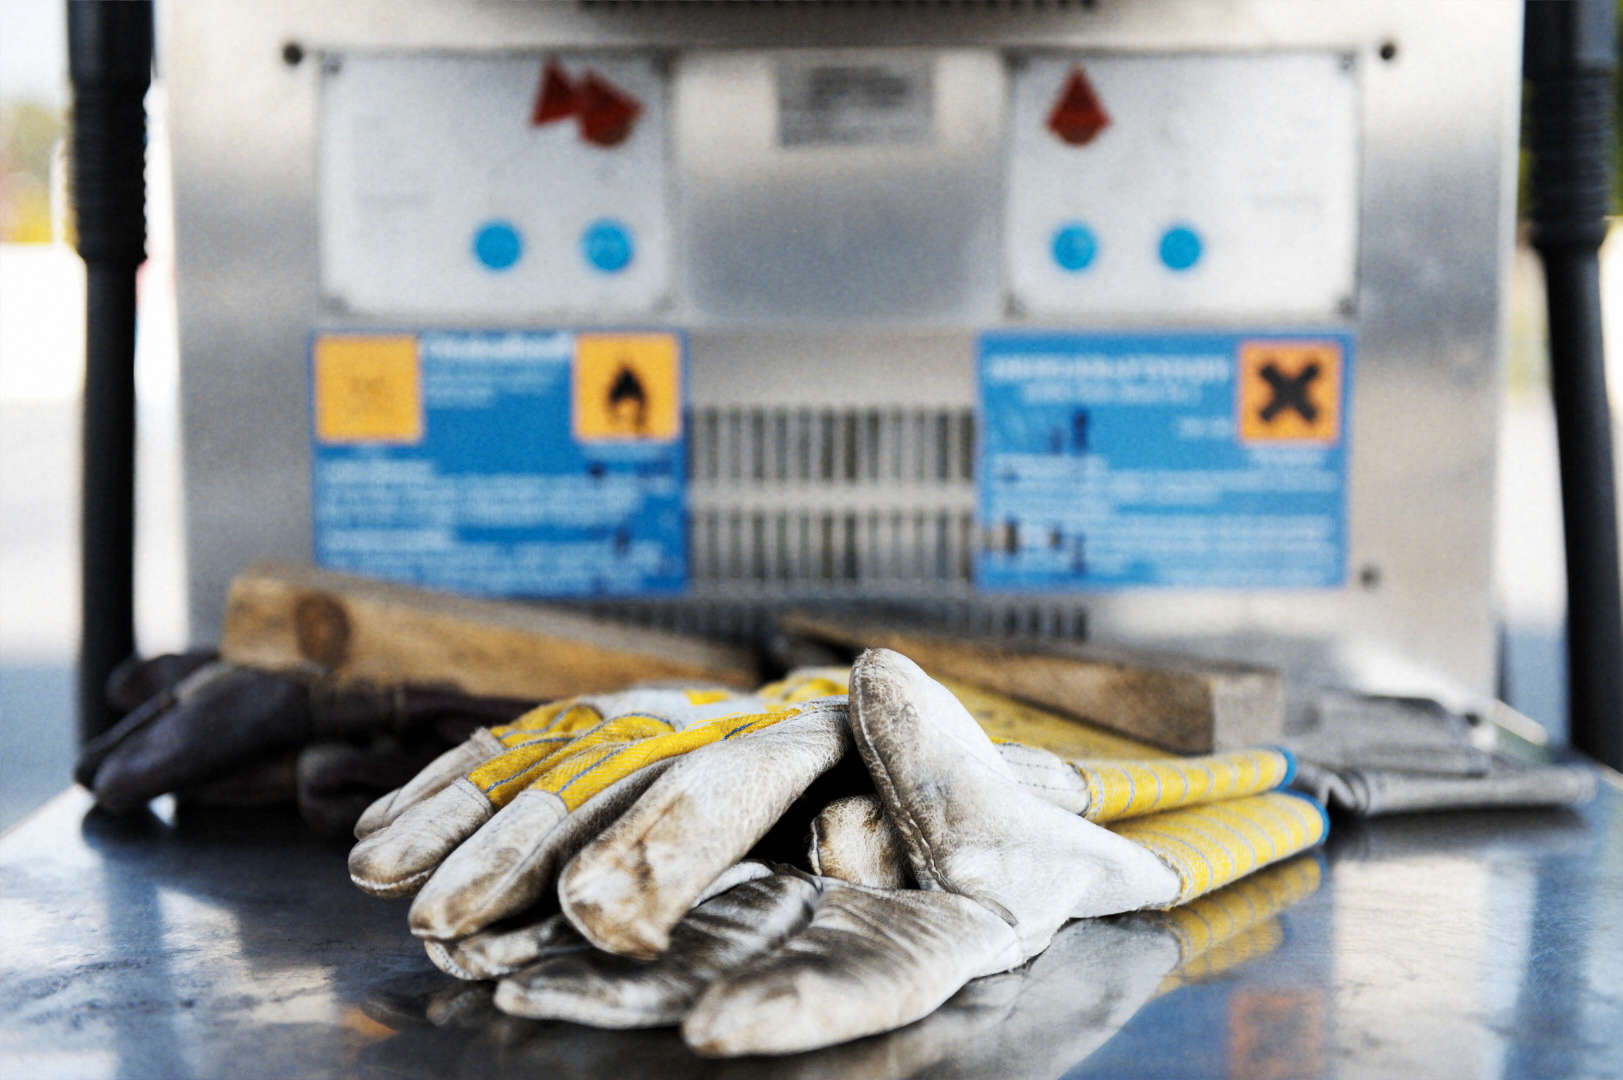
705,852 -> 1324,1080
433,692 -> 1297,982
358,854 -> 1320,1080
348,670 -> 854,951
492,649 -> 1326,1056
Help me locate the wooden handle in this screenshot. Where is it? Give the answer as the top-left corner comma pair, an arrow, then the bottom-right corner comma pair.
221,561 -> 760,699
780,612 -> 1282,753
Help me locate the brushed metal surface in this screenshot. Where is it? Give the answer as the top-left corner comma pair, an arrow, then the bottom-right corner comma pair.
3,781 -> 1618,1077
167,0 -> 1520,710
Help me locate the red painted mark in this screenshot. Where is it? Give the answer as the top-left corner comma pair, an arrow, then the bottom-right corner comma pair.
576,70 -> 641,148
1046,67 -> 1110,147
531,59 -> 577,126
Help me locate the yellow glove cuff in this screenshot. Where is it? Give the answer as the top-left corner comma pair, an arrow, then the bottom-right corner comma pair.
1111,790 -> 1329,907
1078,747 -> 1295,823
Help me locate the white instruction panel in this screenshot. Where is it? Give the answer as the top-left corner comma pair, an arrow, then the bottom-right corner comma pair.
1006,53 -> 1359,320
319,53 -> 671,319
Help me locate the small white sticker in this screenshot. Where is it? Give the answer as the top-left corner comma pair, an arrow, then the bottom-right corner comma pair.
776,57 -> 934,147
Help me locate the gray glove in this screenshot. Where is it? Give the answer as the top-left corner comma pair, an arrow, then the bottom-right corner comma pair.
1283,692 -> 1596,815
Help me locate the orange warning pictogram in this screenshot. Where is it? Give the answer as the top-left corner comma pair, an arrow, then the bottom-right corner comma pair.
1047,67 -> 1111,146
531,59 -> 577,126
1237,340 -> 1343,444
573,333 -> 681,443
312,334 -> 423,445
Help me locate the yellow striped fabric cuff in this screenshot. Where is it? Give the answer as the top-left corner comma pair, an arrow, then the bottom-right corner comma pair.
1078,747 -> 1294,823
1111,790 -> 1329,906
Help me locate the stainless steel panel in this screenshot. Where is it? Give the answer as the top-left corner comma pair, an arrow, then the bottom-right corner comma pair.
167,0 -> 1521,712
675,49 -> 1005,323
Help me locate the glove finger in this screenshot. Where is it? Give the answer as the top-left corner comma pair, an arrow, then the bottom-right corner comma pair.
76,658 -> 243,789
426,911 -> 589,982
408,707 -> 734,936
807,795 -> 911,888
350,707 -> 713,900
497,870 -> 819,1029
353,698 -> 617,838
435,861 -> 776,982
353,728 -> 507,838
408,756 -> 677,940
348,777 -> 497,897
76,690 -> 171,790
104,649 -> 219,713
91,665 -> 311,812
850,649 -> 1179,950
681,882 -> 1020,1057
558,700 -> 850,959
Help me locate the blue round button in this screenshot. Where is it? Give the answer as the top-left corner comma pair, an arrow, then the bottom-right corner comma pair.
581,219 -> 634,274
1051,222 -> 1098,273
472,220 -> 523,271
1159,224 -> 1203,271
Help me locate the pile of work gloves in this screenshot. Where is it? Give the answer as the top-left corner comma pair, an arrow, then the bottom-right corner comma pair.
346,649 -> 1328,1057
76,644 -> 1594,1057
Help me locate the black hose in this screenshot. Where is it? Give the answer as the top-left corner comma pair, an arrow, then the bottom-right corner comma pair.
1524,0 -> 1622,769
68,0 -> 152,742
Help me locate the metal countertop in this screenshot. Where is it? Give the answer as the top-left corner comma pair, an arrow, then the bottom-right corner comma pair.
3,782 -> 1620,1079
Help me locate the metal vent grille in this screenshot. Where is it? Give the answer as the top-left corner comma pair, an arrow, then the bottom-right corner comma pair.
689,407 -> 975,486
573,404 -> 1090,646
689,406 -> 977,585
575,594 -> 1089,645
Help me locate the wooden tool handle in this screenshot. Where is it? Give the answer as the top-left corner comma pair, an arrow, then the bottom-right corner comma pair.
780,612 -> 1282,753
221,561 -> 760,699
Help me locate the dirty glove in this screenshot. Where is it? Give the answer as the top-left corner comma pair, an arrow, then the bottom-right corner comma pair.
76,652 -> 536,832
1284,691 -> 1597,815
424,666 -> 1296,979
713,852 -> 1323,1080
492,649 -> 1325,1055
416,673 -> 1295,977
348,670 -> 854,953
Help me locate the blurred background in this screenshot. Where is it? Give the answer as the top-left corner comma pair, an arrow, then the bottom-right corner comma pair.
1,0 -> 1619,832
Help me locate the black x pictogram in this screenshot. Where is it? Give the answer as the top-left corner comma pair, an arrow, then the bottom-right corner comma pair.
1258,359 -> 1321,424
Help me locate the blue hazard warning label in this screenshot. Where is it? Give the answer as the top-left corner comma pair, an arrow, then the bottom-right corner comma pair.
310,329 -> 686,597
977,329 -> 1354,590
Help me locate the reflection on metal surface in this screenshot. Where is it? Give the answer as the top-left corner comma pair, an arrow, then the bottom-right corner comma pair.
3,782 -> 1619,1078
